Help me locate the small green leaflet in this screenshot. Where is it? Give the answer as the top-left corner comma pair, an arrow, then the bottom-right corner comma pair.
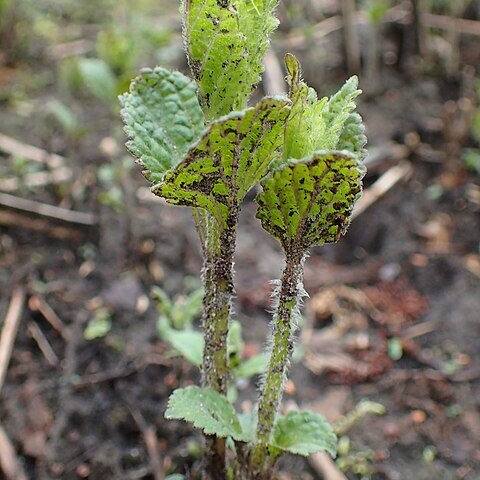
234,353 -> 268,379
154,97 -> 290,226
237,410 -> 256,442
78,58 -> 118,104
257,151 -> 365,252
337,111 -> 367,162
120,67 -> 204,183
183,0 -> 280,119
271,411 -> 337,457
157,317 -> 203,367
283,53 -> 327,160
165,386 -> 248,441
282,54 -> 366,160
322,75 -> 365,156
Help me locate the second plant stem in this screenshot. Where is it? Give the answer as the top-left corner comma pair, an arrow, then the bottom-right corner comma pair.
197,207 -> 239,480
252,249 -> 305,474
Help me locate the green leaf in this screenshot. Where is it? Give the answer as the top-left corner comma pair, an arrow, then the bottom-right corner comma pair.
170,288 -> 204,330
84,309 -> 112,340
165,386 -> 248,440
227,320 -> 244,368
282,55 -> 366,161
154,97 -> 290,226
283,54 -> 367,160
334,400 -> 385,435
271,411 -> 337,457
321,76 -> 363,153
183,0 -> 280,119
238,410 -> 256,442
77,58 -> 118,103
157,317 -> 203,367
337,112 -> 367,162
120,67 -> 205,183
235,352 -> 268,378
283,53 -> 328,160
256,151 -> 365,252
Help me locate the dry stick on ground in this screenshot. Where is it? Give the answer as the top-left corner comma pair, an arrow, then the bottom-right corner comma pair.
282,6 -> 480,53
352,161 -> 413,220
310,452 -> 348,480
263,48 -> 287,96
28,295 -> 69,341
0,286 -> 27,480
27,321 -> 60,367
0,167 -> 73,193
0,192 -> 97,226
130,410 -> 165,480
423,12 -> 480,37
411,0 -> 428,57
0,286 -> 26,393
341,0 -> 361,74
0,133 -> 65,169
0,209 -> 84,241
0,425 -> 28,480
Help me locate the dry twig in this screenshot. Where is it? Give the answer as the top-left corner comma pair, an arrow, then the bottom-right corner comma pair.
352,161 -> 413,220
130,410 -> 165,480
29,295 -> 69,341
341,0 -> 361,74
0,424 -> 28,480
0,210 -> 84,240
263,48 -> 287,96
27,321 -> 59,367
0,287 -> 27,480
0,192 -> 97,226
0,167 -> 73,193
0,286 -> 26,394
310,452 -> 348,480
0,134 -> 65,169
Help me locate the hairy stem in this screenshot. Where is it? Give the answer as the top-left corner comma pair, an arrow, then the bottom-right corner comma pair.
194,207 -> 239,479
251,250 -> 305,474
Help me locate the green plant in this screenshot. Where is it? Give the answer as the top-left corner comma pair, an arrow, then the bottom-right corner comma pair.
120,1 -> 367,479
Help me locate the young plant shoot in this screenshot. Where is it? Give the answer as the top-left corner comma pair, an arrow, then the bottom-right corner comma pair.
120,1 -> 366,479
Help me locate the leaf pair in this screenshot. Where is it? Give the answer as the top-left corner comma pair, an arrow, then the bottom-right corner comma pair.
256,55 -> 367,253
165,386 -> 336,457
121,66 -> 291,227
158,317 -> 267,379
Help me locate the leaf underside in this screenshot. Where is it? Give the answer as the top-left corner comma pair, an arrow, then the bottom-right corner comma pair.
183,0 -> 280,119
120,67 -> 204,183
271,410 -> 337,457
256,151 -> 365,251
165,386 -> 248,441
154,97 -> 290,226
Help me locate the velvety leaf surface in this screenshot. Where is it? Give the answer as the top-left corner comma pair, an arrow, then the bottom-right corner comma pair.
336,111 -> 367,162
256,151 -> 365,251
271,411 -> 337,457
120,67 -> 204,183
183,0 -> 280,119
321,76 -> 365,156
154,97 -> 290,226
282,54 -> 366,160
165,386 -> 248,440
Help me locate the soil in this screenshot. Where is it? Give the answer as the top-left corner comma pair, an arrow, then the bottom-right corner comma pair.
1,3 -> 480,480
